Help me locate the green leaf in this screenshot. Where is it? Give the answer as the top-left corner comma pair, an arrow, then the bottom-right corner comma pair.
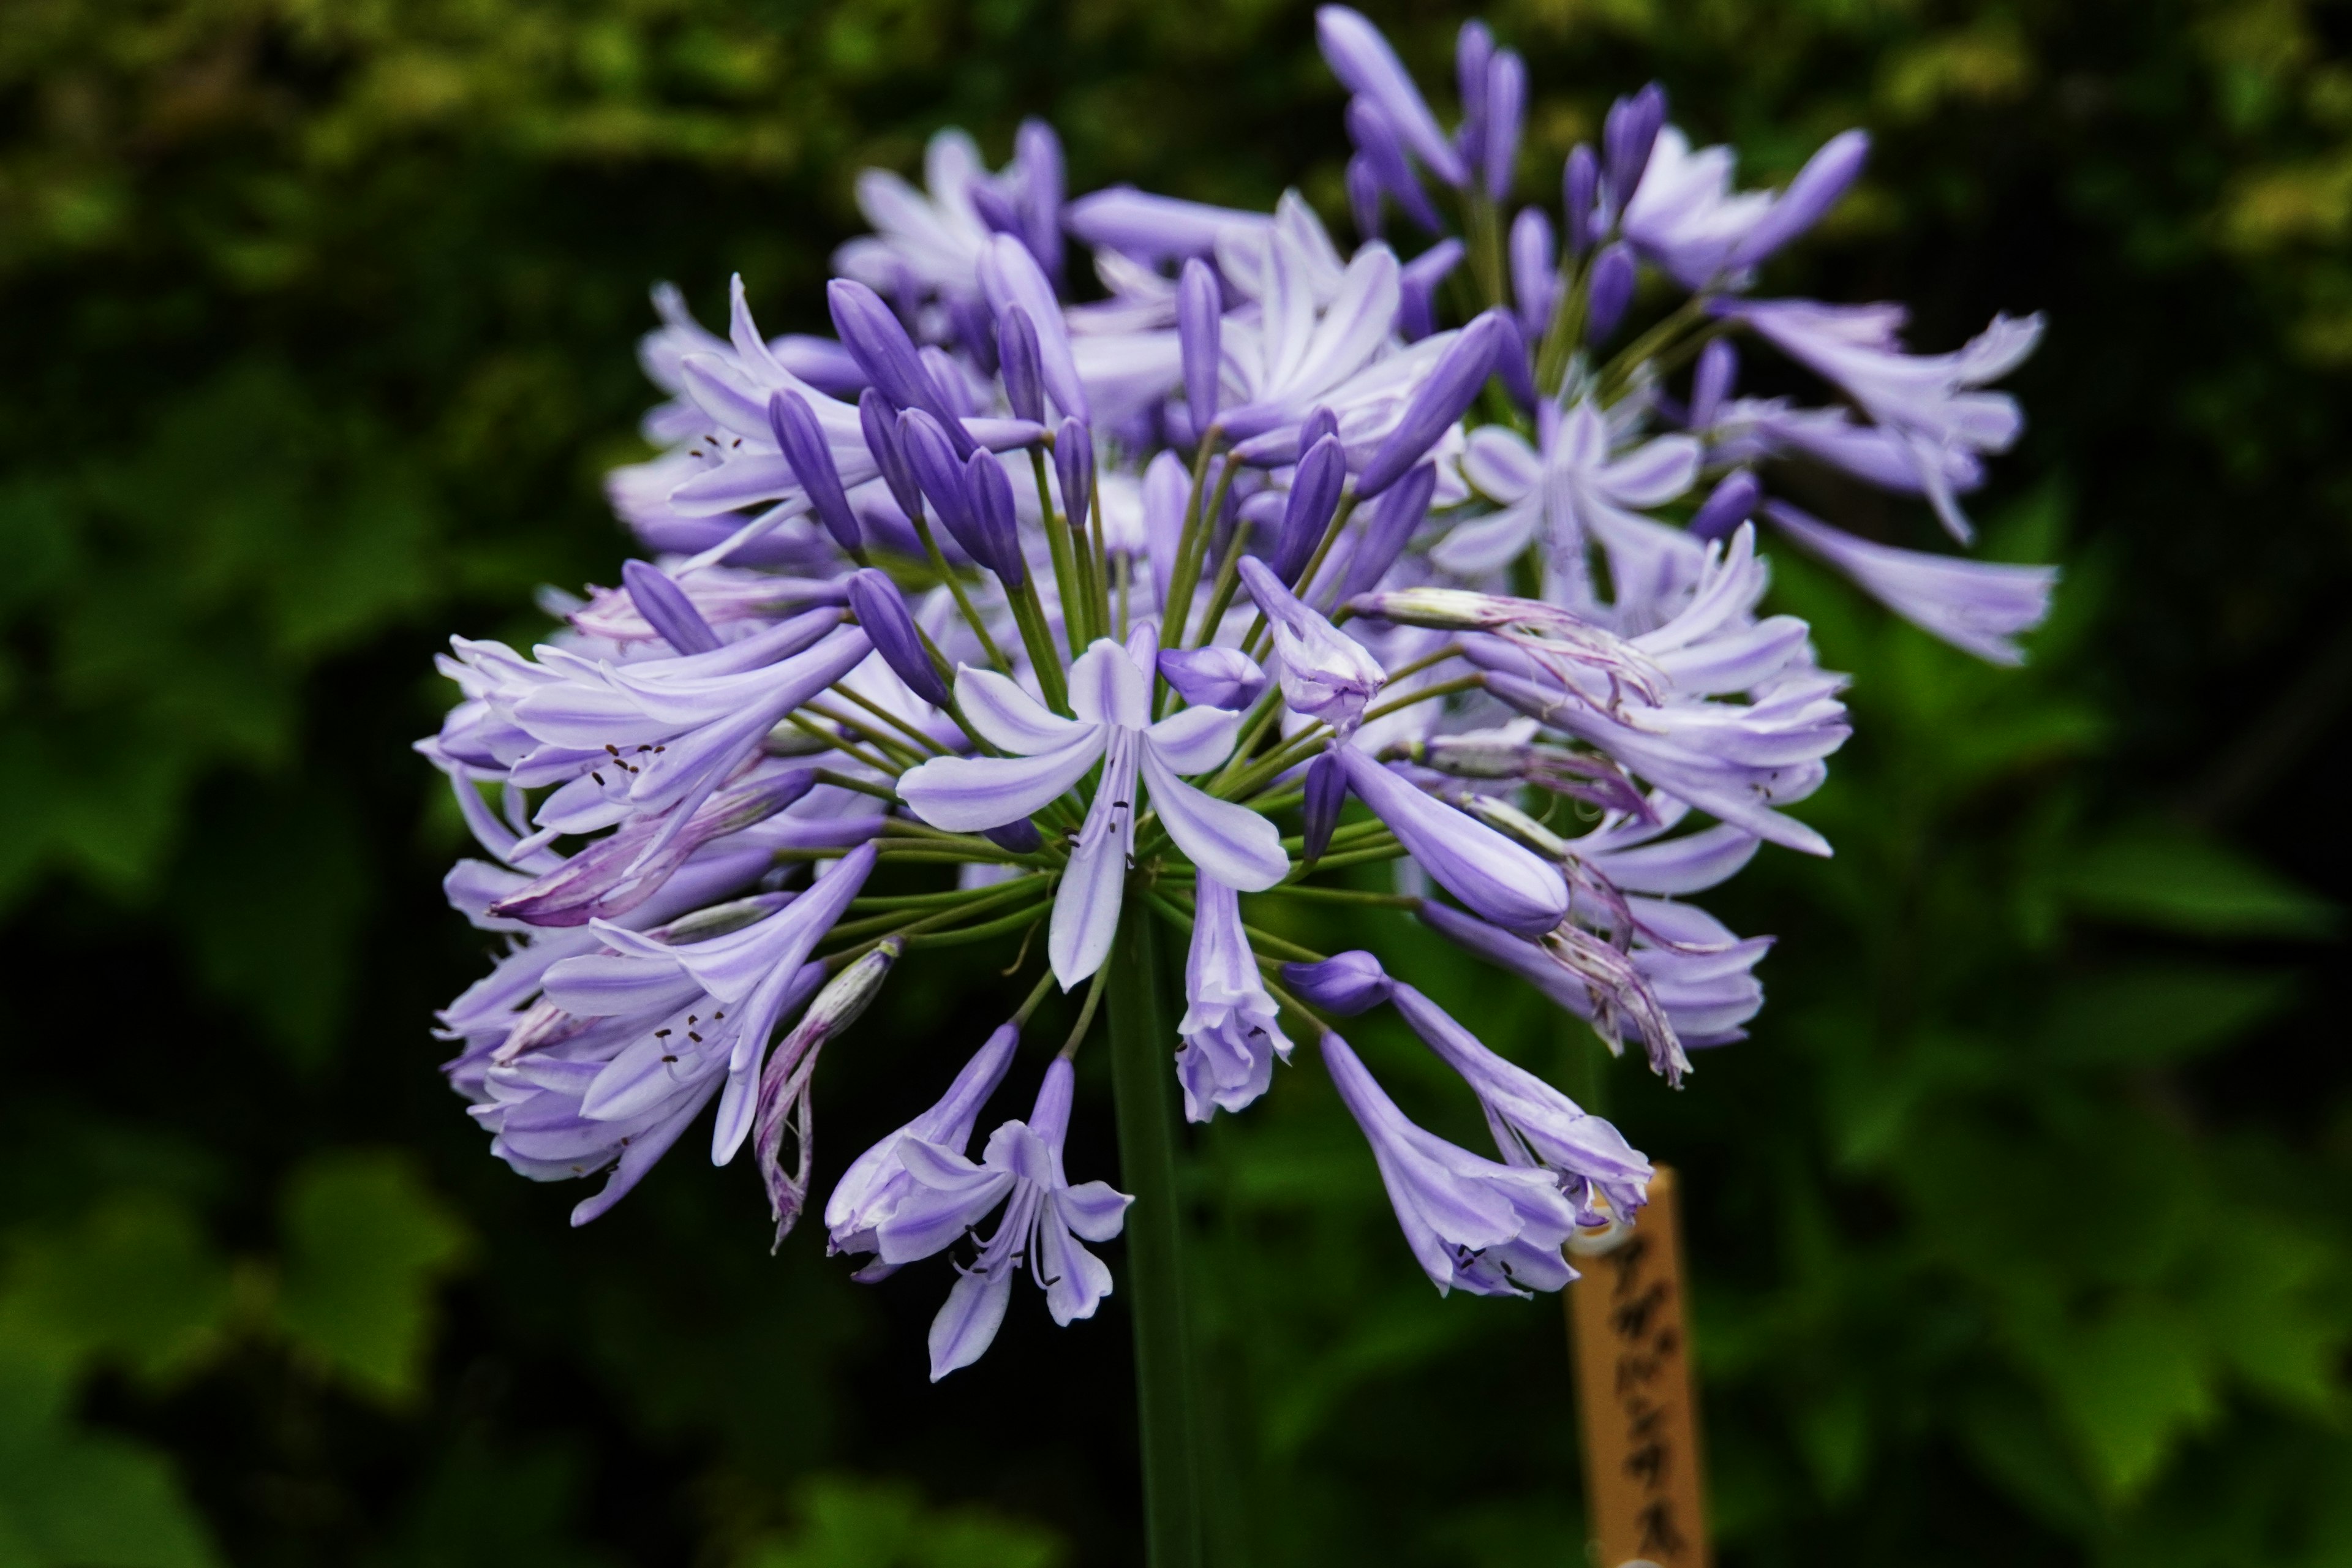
0,1194 -> 233,1385
2044,965 -> 2302,1064
0,1423 -> 220,1568
273,1150 -> 471,1406
741,1476 -> 1063,1568
2056,829 -> 2338,940
2029,1298 -> 2219,1499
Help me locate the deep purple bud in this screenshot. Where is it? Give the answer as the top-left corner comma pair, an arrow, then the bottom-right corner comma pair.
1602,83 -> 1667,214
1178,259 -> 1223,427
1586,243 -> 1636,342
984,818 -> 1044,854
1492,314 -> 1538,409
1346,99 -> 1442,233
963,450 -> 1025,588
1281,949 -> 1390,1015
1338,461 -> 1436,601
1054,417 -> 1095,532
844,568 -> 950,709
1690,339 -> 1738,430
860,388 -> 925,520
1687,470 -> 1761,543
828,279 -> 974,457
1484,50 -> 1525,200
1730,129 -> 1869,269
1510,206 -> 1558,339
767,391 -> 862,557
1346,156 -> 1385,241
1300,752 -> 1349,865
920,346 -> 976,420
1016,118 -> 1066,282
1400,239 -> 1466,342
971,181 -> 1022,236
1273,434 -> 1348,584
1158,645 -> 1268,711
1316,6 -> 1469,186
621,560 -> 721,654
997,306 -> 1046,425
1457,21 -> 1493,142
898,407 -> 982,559
1299,405 -> 1340,454
1358,309 -> 1508,497
1564,144 -> 1600,256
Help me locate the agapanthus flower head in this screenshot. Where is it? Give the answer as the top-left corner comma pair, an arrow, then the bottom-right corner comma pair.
423,3 -> 2054,1381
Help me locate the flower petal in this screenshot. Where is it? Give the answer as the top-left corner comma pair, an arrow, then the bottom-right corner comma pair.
1139,748 -> 1289,892
898,733 -> 1104,831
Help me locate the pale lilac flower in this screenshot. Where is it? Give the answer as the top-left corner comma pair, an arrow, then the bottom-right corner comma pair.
1177,872 -> 1294,1120
1623,127 -> 1869,288
1767,501 -> 2058,665
826,1022 -> 1022,1277
1319,1033 -> 1581,1297
895,640 -> 1287,986
1237,556 -> 1387,735
1733,299 -> 2043,540
1158,646 -> 1268,712
754,935 -> 905,1244
876,1059 -> 1134,1379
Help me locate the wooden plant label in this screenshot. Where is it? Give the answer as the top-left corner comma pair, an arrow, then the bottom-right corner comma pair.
1566,1165 -> 1709,1568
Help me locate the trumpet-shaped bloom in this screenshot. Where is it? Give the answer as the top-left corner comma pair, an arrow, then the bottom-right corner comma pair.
1177,873 -> 1293,1120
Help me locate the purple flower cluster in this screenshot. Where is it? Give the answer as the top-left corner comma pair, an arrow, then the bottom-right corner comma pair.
424,6 -> 2052,1374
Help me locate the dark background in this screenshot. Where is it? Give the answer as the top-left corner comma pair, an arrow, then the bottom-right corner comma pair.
3,0 -> 2350,1564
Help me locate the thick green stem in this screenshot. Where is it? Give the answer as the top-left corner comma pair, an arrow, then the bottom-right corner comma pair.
1106,907 -> 1204,1568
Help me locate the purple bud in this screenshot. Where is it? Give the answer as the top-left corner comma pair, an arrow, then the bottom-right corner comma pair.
1055,417 -> 1095,529
1602,84 -> 1667,215
860,388 -> 925,521
1332,744 -> 1569,935
1456,21 -> 1494,147
1338,461 -> 1436,601
1015,118 -> 1066,281
1730,129 -> 1869,269
898,407 -> 983,561
920,345 -> 976,420
1178,259 -> 1223,428
997,306 -> 1046,425
971,181 -> 1022,236
1690,339 -> 1738,429
1346,155 -> 1385,241
1158,645 -> 1269,711
620,560 -> 722,655
1564,144 -> 1599,257
1492,311 -> 1538,410
1687,470 -> 1760,543
984,818 -> 1044,854
828,279 -> 974,457
963,450 -> 1025,587
767,391 -> 862,557
1316,6 -> 1469,187
1346,99 -> 1442,233
1358,309 -> 1507,498
1586,243 -> 1635,343
1273,435 -> 1348,583
1281,949 -> 1390,1015
844,568 -> 950,709
1510,207 -> 1558,340
1484,50 -> 1525,200
1299,405 -> 1340,454
1300,752 -> 1349,864
1400,239 -> 1465,342
950,296 -> 1000,375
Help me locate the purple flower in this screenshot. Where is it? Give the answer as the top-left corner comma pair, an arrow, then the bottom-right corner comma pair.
1177,872 -> 1294,1120
1319,1034 -> 1580,1297
1564,145 -> 1599,256
1602,84 -> 1667,215
1357,309 -> 1507,497
997,306 -> 1046,424
844,568 -> 951,709
1316,7 -> 1468,187
895,640 -> 1287,987
1346,99 -> 1442,233
620,560 -> 723,655
1054,417 -> 1095,532
1687,469 -> 1760,543
1329,744 -> 1570,935
1766,502 -> 2057,665
1300,752 -> 1348,862
754,935 -> 903,1243
1271,434 -> 1348,583
875,1058 -> 1134,1379
1733,299 -> 2043,541
1510,207 -> 1558,339
1400,240 -> 1464,342
769,390 -> 864,557
980,233 -> 1088,421
1281,949 -> 1389,1014
1158,645 -> 1268,711
827,279 -> 975,456
1624,127 -> 1868,288
1483,49 -> 1525,200
963,450 -> 1027,589
1013,118 -> 1066,281
1063,186 -> 1267,265
826,1020 -> 1022,1278
1237,556 -> 1387,734
1346,156 -> 1385,241
1338,460 -> 1438,602
1586,243 -> 1636,342
1177,258 -> 1223,426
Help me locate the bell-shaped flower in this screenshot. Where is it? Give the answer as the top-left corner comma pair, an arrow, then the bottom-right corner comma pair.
1732,299 -> 2043,541
895,637 -> 1289,987
827,1021 -> 1022,1277
1177,872 -> 1294,1121
875,1059 -> 1134,1379
1319,1034 -> 1580,1297
1237,556 -> 1387,736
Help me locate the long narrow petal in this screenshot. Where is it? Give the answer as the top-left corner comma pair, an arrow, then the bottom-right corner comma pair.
1139,749 -> 1289,892
1049,734 -> 1140,988
956,665 -> 1093,754
899,733 -> 1104,831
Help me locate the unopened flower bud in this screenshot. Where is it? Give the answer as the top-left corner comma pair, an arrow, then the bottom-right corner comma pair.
1281,950 -> 1392,1016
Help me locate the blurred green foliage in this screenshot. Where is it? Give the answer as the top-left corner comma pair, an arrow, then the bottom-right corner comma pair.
3,0 -> 2350,1564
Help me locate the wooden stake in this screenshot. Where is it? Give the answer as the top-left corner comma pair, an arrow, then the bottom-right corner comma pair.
1566,1166 -> 1710,1568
